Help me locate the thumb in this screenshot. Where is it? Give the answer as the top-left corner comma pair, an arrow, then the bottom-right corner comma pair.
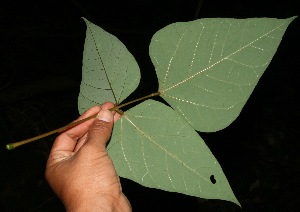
86,109 -> 114,148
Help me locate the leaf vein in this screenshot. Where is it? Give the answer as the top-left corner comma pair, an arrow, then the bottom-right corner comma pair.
161,20 -> 288,93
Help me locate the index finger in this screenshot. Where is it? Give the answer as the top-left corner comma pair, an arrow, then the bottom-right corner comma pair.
50,102 -> 117,153
50,105 -> 102,153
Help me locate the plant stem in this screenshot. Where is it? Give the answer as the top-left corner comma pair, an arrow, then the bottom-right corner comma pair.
6,92 -> 161,150
113,92 -> 161,110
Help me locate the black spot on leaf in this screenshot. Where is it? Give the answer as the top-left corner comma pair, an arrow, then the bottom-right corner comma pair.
210,175 -> 216,184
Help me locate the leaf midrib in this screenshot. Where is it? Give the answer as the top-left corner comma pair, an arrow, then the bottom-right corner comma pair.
123,114 -> 211,184
160,20 -> 285,94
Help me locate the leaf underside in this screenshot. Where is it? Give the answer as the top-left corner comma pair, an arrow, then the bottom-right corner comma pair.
78,17 -> 296,207
150,17 -> 296,132
108,100 -> 240,205
78,18 -> 140,114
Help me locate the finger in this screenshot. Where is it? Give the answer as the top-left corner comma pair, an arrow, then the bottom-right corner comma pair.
101,102 -> 121,122
73,133 -> 88,153
73,113 -> 120,153
50,102 -> 117,154
73,102 -> 118,152
85,109 -> 114,149
50,105 -> 102,153
113,111 -> 121,122
101,102 -> 115,110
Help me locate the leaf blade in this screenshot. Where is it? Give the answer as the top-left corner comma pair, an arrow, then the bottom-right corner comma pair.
150,17 -> 296,132
108,100 -> 240,206
78,18 -> 140,114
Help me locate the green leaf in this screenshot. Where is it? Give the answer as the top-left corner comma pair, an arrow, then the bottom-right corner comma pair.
108,100 -> 240,206
150,17 -> 296,132
78,18 -> 140,114
78,17 -> 295,206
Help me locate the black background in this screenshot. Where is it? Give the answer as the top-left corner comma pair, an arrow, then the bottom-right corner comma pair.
0,0 -> 299,211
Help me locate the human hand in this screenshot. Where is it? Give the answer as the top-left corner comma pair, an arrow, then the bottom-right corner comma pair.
45,103 -> 131,212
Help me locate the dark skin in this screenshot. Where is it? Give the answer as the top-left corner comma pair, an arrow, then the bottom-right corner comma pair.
45,102 -> 131,211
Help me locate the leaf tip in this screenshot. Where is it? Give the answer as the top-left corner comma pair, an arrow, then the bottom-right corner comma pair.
225,194 -> 241,208
287,16 -> 298,22
81,17 -> 89,25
